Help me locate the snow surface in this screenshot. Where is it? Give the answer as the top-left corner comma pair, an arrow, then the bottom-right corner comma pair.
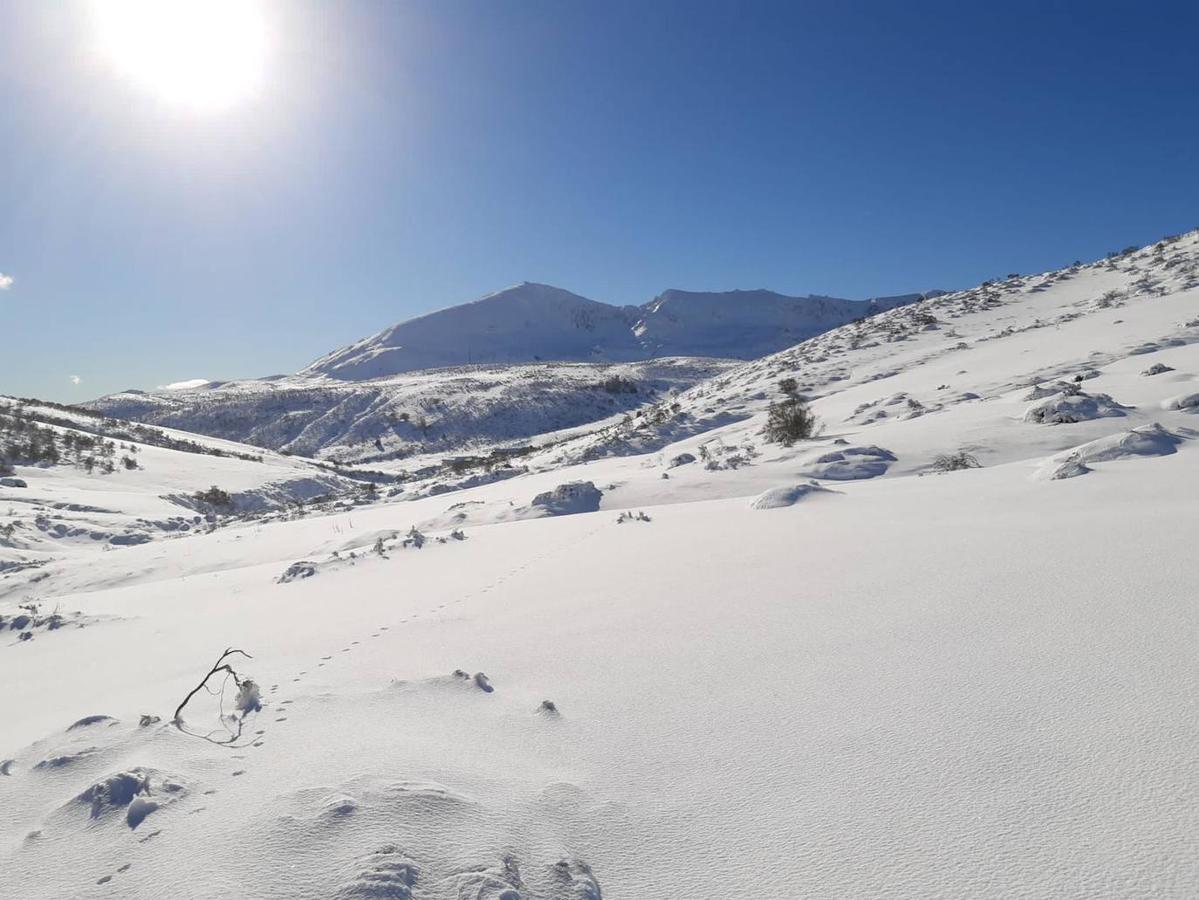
4,233 -> 1199,897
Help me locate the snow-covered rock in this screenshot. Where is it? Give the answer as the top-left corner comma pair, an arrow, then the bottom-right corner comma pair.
527,481 -> 603,516
749,481 -> 829,509
1024,390 -> 1129,424
801,445 -> 896,480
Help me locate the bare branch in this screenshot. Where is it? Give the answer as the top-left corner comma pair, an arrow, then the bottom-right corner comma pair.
173,647 -> 253,725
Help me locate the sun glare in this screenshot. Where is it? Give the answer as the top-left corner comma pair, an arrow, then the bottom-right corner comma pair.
92,0 -> 267,110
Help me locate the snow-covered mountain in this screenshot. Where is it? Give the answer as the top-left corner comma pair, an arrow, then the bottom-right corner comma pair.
86,281 -> 937,462
302,283 -> 645,380
4,230 -> 1199,898
301,281 -> 940,380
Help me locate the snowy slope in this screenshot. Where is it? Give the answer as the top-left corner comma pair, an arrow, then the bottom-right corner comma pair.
86,358 -> 739,465
632,288 -> 935,358
0,398 -> 374,605
3,231 -> 1199,898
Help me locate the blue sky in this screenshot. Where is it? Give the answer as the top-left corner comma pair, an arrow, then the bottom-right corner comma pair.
2,0 -> 1197,400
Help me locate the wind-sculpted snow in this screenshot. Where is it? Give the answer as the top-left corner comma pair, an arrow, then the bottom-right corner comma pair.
1042,423 -> 1185,479
749,481 -> 831,509
1161,391 -> 1199,411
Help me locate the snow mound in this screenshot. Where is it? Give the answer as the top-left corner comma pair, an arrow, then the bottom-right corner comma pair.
1048,459 -> 1092,480
1024,390 -> 1129,424
67,714 -> 117,731
1161,392 -> 1199,411
527,481 -> 603,516
1142,362 -> 1175,376
1045,423 -> 1183,478
71,767 -> 187,829
336,845 -> 420,898
801,446 -> 896,480
750,481 -> 830,509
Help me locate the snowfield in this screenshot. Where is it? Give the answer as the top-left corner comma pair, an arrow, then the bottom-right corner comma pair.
3,233 -> 1199,898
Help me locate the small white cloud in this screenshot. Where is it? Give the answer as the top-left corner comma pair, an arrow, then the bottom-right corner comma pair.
0,272 -> 13,290
70,375 -> 82,385
159,378 -> 210,391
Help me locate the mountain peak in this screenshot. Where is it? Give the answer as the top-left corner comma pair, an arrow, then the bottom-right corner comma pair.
301,284 -> 641,380
300,283 -> 934,381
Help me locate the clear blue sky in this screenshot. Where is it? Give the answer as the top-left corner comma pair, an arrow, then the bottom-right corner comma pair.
2,0 -> 1196,400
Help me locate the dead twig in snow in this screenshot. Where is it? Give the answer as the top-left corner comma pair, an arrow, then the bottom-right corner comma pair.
173,647 -> 253,726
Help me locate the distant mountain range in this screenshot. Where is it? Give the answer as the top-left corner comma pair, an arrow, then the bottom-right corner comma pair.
301,282 -> 943,380
84,280 -> 942,463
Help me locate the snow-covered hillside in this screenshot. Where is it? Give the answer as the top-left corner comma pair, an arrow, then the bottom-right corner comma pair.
86,358 -> 739,465
4,231 -> 1199,898
0,398 -> 378,604
632,288 -> 933,358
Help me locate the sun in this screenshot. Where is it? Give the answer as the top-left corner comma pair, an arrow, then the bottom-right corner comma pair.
92,0 -> 267,111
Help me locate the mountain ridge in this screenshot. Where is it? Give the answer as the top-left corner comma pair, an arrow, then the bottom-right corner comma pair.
301,281 -> 943,381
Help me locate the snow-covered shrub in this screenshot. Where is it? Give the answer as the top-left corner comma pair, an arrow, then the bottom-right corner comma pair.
193,485 -> 233,509
234,679 -> 262,715
763,397 -> 819,446
930,451 -> 981,472
616,511 -> 651,523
